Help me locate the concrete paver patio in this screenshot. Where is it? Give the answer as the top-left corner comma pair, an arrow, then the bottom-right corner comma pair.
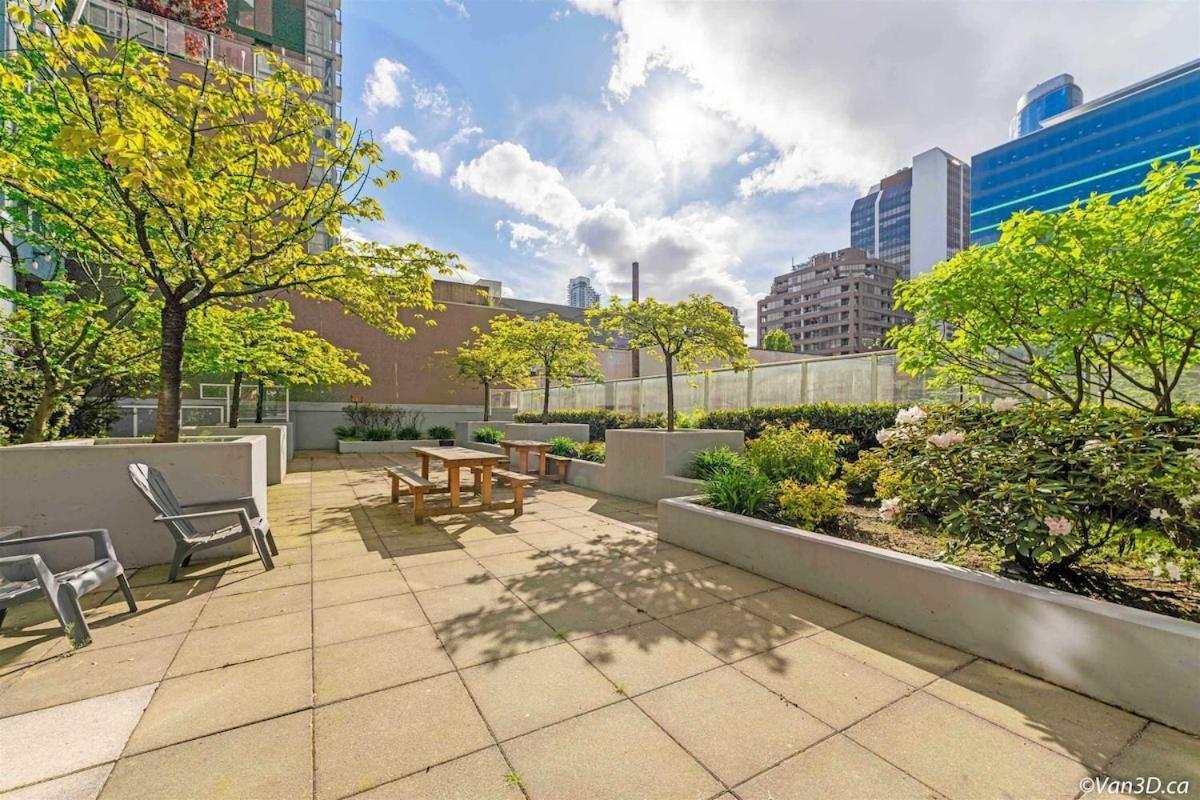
2,451 -> 1198,800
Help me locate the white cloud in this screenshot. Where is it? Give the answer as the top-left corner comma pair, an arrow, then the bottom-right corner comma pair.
446,125 -> 484,149
382,126 -> 444,177
496,220 -> 556,250
443,0 -> 469,19
362,58 -> 408,113
736,150 -> 758,166
452,142 -> 585,229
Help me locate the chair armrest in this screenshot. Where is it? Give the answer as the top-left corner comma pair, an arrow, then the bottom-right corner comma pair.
0,529 -> 117,564
0,552 -> 58,589
156,508 -> 254,537
180,496 -> 262,518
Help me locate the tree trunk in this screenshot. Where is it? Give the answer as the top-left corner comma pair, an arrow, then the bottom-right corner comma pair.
255,379 -> 266,423
482,379 -> 490,422
228,371 -> 243,428
154,302 -> 188,443
665,353 -> 675,432
542,373 -> 551,421
21,382 -> 59,443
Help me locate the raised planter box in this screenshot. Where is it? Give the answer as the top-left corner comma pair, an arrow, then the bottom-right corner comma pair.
603,429 -> 743,503
658,497 -> 1200,736
454,421 -> 513,446
337,439 -> 441,454
505,422 -> 590,443
0,436 -> 268,569
185,424 -> 289,484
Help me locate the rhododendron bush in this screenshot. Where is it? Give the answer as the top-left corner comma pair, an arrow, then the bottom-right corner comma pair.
874,403 -> 1200,577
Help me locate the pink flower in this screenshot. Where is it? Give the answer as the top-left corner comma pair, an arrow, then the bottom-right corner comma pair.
1043,516 -> 1072,536
926,431 -> 965,449
879,497 -> 902,522
991,397 -> 1019,413
895,406 -> 927,426
1082,439 -> 1104,452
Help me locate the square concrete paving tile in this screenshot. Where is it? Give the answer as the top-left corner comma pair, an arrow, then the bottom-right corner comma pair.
0,635 -> 183,717
414,579 -> 523,624
609,575 -> 725,618
401,558 -> 491,591
475,550 -> 561,578
459,536 -> 537,557
811,617 -> 973,689
461,643 -> 620,740
125,650 -> 312,754
575,620 -> 723,696
226,544 -> 311,569
313,570 -> 410,608
579,556 -> 663,588
515,529 -> 588,551
313,594 -> 426,647
312,540 -> 385,561
847,693 -> 1090,800
632,545 -> 720,574
167,610 -> 311,677
315,624 -> 452,704
925,659 -> 1145,769
659,603 -> 801,663
348,747 -> 523,800
100,709 -> 313,800
530,589 -> 647,641
638,666 -> 832,785
195,583 -> 311,629
379,530 -> 459,553
681,564 -> 780,600
738,637 -> 910,729
0,635 -> 65,678
0,764 -> 113,800
0,684 -> 155,791
1106,723 -> 1200,786
735,734 -> 941,800
734,587 -> 860,635
498,565 -> 605,604
213,564 -> 312,595
311,553 -> 396,582
434,605 -> 559,669
314,673 -> 493,800
505,701 -> 721,800
389,545 -> 471,569
57,595 -> 206,651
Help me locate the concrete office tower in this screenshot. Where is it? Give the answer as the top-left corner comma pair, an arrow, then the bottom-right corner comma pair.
972,59 -> 1200,245
567,276 -> 600,308
756,248 -> 908,356
1010,74 -> 1084,139
850,147 -> 971,279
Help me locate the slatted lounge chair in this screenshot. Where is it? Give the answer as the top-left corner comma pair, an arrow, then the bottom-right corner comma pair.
0,529 -> 137,648
128,463 -> 276,582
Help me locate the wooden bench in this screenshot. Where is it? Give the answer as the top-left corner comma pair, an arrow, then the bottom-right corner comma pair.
470,467 -> 537,516
386,467 -> 438,523
545,454 -> 571,483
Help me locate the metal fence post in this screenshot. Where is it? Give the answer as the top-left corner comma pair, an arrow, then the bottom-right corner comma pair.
870,353 -> 879,401
745,368 -> 754,408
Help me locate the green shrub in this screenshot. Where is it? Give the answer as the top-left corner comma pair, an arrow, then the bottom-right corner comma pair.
777,479 -> 847,529
473,427 -> 505,444
703,462 -> 774,517
841,448 -> 888,498
548,436 -> 579,457
576,441 -> 606,462
696,402 -> 899,458
427,425 -> 454,440
363,426 -> 394,441
745,423 -> 844,485
512,409 -> 664,441
689,447 -> 745,480
334,424 -> 357,440
396,425 -> 423,440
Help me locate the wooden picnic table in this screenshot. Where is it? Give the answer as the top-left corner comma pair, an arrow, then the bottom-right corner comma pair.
499,439 -> 552,477
411,446 -> 504,509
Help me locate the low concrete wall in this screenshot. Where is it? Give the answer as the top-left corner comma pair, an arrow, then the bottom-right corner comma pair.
658,498 -> 1200,736
505,423 -> 590,443
292,402 -> 515,451
185,424 -> 288,484
337,439 -> 441,454
603,429 -> 743,503
0,436 -> 268,570
455,421 -> 514,446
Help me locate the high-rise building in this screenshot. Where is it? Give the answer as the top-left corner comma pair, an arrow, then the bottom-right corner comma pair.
717,303 -> 745,337
1010,74 -> 1083,140
567,276 -> 600,308
756,248 -> 907,357
971,60 -> 1200,246
850,147 -> 971,279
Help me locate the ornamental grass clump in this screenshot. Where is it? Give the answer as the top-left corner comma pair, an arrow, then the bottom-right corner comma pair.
548,436 -> 579,458
689,447 -> 745,480
703,462 -> 774,517
473,427 -> 505,444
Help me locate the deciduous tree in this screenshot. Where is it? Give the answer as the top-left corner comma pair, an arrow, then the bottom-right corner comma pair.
489,314 -> 599,421
761,329 -> 794,353
444,325 -> 533,421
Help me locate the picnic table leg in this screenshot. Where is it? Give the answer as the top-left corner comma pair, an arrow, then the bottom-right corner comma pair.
538,449 -> 547,477
413,489 -> 426,524
481,464 -> 493,506
448,464 -> 461,508
520,448 -> 530,474
420,453 -> 430,479
391,473 -> 400,503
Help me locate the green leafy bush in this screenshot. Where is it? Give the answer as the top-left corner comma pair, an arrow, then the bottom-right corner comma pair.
776,479 -> 847,529
689,447 -> 744,480
877,402 -> 1200,576
396,426 -> 423,440
548,436 -> 579,457
703,462 -> 774,517
474,427 -> 505,444
696,402 -> 899,458
363,427 -> 394,441
334,425 -> 357,440
427,425 -> 454,440
512,409 -> 664,441
745,423 -> 844,485
576,441 -> 606,462
841,448 -> 888,498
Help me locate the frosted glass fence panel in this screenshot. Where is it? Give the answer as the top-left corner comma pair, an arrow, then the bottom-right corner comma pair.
613,381 -> 640,413
672,375 -> 705,414
708,370 -> 749,410
639,378 -> 666,416
751,362 -> 806,407
804,356 -> 876,404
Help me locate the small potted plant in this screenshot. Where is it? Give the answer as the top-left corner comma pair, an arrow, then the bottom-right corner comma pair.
428,426 -> 455,446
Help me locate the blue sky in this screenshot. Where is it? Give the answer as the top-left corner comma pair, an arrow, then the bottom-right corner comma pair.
341,0 -> 1200,335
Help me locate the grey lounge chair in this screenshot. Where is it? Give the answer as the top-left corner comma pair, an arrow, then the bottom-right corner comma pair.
0,529 -> 137,648
128,463 -> 276,582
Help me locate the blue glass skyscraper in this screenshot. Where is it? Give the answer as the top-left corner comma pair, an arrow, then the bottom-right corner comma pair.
971,60 -> 1200,245
1009,74 -> 1083,139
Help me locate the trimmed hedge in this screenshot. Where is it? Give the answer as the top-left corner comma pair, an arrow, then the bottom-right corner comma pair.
512,409 -> 665,442
696,402 -> 899,458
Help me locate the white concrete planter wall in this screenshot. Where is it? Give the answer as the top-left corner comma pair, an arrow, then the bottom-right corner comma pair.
337,439 -> 442,454
287,402 -> 514,450
185,424 -> 289,484
504,423 -> 590,443
602,429 -> 743,503
657,497 -> 1200,736
0,436 -> 268,570
455,421 -> 514,446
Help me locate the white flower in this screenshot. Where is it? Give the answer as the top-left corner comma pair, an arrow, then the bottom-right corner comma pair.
1149,508 -> 1171,521
1186,449 -> 1200,465
926,431 -> 966,449
879,497 -> 903,523
1165,562 -> 1183,581
1082,439 -> 1104,452
1179,494 -> 1200,513
895,406 -> 927,426
876,428 -> 895,446
991,397 -> 1019,413
1044,516 -> 1073,536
